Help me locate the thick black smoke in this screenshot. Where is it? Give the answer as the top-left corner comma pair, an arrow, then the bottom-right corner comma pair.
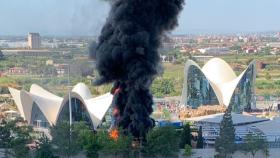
92,0 -> 184,138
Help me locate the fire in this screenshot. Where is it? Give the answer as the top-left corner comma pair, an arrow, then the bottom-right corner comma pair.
110,129 -> 119,141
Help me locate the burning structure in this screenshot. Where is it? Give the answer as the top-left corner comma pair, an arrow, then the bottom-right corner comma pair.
92,0 -> 184,138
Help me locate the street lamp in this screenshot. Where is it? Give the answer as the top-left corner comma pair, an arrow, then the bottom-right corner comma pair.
67,64 -> 72,126
67,64 -> 72,158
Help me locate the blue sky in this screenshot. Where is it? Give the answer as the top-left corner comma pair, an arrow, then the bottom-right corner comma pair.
0,0 -> 279,36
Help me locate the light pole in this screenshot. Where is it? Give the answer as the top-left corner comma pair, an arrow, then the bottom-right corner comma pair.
67,64 -> 72,158
68,64 -> 72,126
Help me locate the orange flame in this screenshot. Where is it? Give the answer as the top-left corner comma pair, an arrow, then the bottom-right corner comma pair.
110,129 -> 119,141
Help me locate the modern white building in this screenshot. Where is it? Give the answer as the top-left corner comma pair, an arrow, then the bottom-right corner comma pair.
181,58 -> 256,113
9,83 -> 113,129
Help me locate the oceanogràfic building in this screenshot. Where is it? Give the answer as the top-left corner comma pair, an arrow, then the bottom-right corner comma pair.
181,58 -> 256,113
9,83 -> 113,129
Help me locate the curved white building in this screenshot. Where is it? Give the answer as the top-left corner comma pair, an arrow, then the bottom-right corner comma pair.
9,83 -> 113,129
181,58 -> 256,113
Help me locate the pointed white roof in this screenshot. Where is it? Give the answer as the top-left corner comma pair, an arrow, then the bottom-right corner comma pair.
72,83 -> 92,100
9,83 -> 113,129
8,88 -> 33,124
202,58 -> 237,84
181,58 -> 256,107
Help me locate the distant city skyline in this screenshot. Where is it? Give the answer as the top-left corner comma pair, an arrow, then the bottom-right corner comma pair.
0,0 -> 280,36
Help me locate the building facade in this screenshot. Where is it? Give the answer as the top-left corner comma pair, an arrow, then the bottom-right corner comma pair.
28,33 -> 41,49
181,58 -> 256,113
7,67 -> 28,75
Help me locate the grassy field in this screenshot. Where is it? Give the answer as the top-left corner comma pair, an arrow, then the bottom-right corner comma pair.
1,54 -> 280,97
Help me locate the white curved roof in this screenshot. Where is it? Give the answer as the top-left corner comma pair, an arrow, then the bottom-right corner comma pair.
8,88 -> 33,124
181,58 -> 256,107
9,83 -> 113,129
202,58 -> 237,84
72,83 -> 92,100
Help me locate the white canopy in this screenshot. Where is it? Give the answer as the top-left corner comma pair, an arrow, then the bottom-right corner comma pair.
9,83 -> 113,129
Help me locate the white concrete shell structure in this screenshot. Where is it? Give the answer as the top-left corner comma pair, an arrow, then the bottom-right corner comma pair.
181,58 -> 256,113
9,83 -> 113,129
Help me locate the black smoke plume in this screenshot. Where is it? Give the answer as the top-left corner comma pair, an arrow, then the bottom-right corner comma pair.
92,0 -> 184,138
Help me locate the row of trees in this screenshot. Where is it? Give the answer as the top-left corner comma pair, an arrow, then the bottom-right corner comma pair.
215,107 -> 269,158
2,118 -> 196,158
47,121 -> 189,158
2,109 -> 269,158
50,122 -> 207,158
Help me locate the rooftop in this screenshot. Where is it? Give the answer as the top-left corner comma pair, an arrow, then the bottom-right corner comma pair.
185,113 -> 269,126
250,117 -> 280,140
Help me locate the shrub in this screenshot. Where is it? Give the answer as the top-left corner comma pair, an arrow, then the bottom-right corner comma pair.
179,123 -> 192,149
184,144 -> 193,157
142,126 -> 180,158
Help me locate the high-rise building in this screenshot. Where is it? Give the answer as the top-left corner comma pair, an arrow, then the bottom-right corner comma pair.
0,50 -> 4,59
28,33 -> 41,49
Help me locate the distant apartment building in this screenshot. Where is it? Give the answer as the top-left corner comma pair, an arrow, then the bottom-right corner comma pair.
28,33 -> 41,49
54,64 -> 68,76
7,67 -> 28,75
2,50 -> 53,57
268,42 -> 280,48
245,48 -> 257,54
198,47 -> 230,55
192,56 -> 214,62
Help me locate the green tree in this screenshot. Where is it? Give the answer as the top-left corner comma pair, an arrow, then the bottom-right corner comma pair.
230,45 -> 242,53
184,144 -> 193,158
180,123 -> 192,149
215,107 -> 236,158
77,125 -> 102,158
50,121 -> 82,157
196,126 -> 203,148
100,130 -> 133,158
262,46 -> 271,54
0,120 -> 12,148
0,120 -> 12,157
35,135 -> 55,158
152,78 -> 175,97
1,118 -> 33,158
242,133 -> 269,158
142,126 -> 179,158
265,72 -> 271,80
11,138 -> 30,158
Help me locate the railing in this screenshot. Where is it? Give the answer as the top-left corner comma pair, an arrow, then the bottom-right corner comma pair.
33,127 -> 52,140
